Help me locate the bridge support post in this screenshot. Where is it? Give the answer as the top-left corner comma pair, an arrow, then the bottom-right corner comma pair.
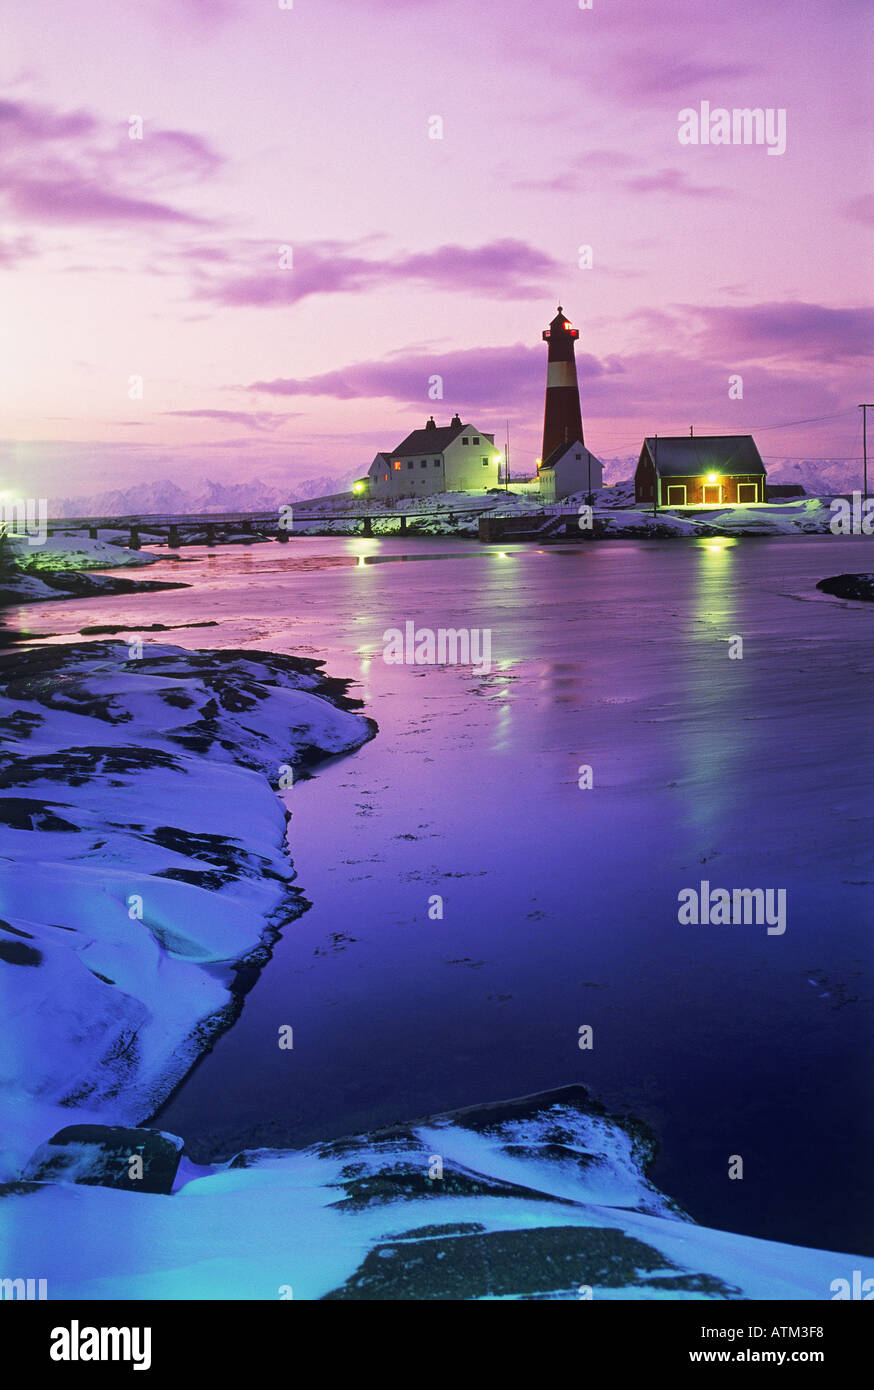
168,525 -> 181,548
362,515 -> 372,536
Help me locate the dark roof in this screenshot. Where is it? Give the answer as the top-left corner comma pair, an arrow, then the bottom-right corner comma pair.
540,440 -> 591,470
391,423 -> 469,456
640,435 -> 765,477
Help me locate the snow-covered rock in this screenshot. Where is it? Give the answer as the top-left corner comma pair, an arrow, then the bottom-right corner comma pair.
2,1086 -> 867,1300
0,642 -> 376,1178
6,534 -> 157,570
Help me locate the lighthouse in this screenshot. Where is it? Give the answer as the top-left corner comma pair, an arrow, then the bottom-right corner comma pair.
541,305 -> 584,466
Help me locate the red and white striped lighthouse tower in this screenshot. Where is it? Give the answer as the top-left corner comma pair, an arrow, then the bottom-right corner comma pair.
540,305 -> 584,465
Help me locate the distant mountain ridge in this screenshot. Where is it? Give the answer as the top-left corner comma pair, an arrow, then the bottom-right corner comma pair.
50,476 -> 348,518
49,457 -> 858,518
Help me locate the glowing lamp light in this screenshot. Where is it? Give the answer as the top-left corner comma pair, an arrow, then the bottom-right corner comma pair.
706,473 -> 718,483
353,482 -> 365,494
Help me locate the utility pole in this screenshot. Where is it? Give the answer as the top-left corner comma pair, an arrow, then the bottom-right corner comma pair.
504,420 -> 510,491
653,434 -> 658,518
860,405 -> 873,500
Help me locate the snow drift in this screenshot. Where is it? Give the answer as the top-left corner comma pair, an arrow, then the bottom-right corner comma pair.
0,642 -> 375,1177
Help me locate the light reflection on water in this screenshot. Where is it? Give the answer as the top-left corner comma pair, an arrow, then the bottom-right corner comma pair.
13,534 -> 874,1254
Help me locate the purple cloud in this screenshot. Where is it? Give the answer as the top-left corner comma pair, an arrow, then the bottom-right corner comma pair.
0,176 -> 203,225
199,238 -> 559,308
696,302 -> 874,362
622,168 -> 728,199
844,195 -> 874,227
163,409 -> 302,430
0,98 -> 221,228
248,343 -> 607,409
611,51 -> 757,98
0,99 -> 96,142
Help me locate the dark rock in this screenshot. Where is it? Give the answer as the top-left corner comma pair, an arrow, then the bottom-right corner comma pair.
817,573 -> 874,602
23,1125 -> 184,1195
0,939 -> 42,966
322,1224 -> 740,1300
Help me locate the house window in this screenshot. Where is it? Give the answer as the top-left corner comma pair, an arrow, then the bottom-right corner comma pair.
421,461 -> 427,468
462,437 -> 469,445
482,458 -> 489,466
393,461 -> 402,470
407,460 -> 413,469
382,474 -> 389,482
472,437 -> 479,444
433,460 -> 440,467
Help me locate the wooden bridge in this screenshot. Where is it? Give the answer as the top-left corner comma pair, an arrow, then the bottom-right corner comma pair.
50,500 -> 587,546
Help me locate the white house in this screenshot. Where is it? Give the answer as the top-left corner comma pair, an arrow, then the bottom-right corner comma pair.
538,441 -> 603,503
365,415 -> 501,500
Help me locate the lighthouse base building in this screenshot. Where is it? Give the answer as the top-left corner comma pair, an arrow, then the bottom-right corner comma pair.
539,442 -> 603,502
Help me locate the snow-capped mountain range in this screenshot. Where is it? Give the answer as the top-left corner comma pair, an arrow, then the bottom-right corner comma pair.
47,458 -> 858,518
50,476 -> 348,518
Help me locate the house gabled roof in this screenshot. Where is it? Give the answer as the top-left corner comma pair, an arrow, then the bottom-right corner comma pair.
639,435 -> 766,477
540,440 -> 592,471
390,423 -> 473,456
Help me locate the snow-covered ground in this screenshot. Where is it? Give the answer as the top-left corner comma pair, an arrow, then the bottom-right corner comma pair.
2,1086 -> 866,1299
0,642 -> 375,1177
0,534 -> 186,605
6,533 -> 158,570
287,485 -> 843,539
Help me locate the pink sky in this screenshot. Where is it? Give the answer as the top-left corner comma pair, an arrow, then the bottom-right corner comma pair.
1,0 -> 872,501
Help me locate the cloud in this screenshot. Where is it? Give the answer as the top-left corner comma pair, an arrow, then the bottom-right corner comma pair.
153,0 -> 241,30
163,409 -> 302,430
844,195 -> 874,227
621,168 -> 728,199
0,232 -> 37,267
199,238 -> 559,308
694,302 -> 874,362
245,329 -> 851,447
610,51 -> 757,99
0,99 -> 221,228
631,299 -> 873,365
248,343 -> 607,409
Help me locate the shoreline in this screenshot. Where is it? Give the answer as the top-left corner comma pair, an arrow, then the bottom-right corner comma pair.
1,542 -> 871,1296
0,631 -> 376,1179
